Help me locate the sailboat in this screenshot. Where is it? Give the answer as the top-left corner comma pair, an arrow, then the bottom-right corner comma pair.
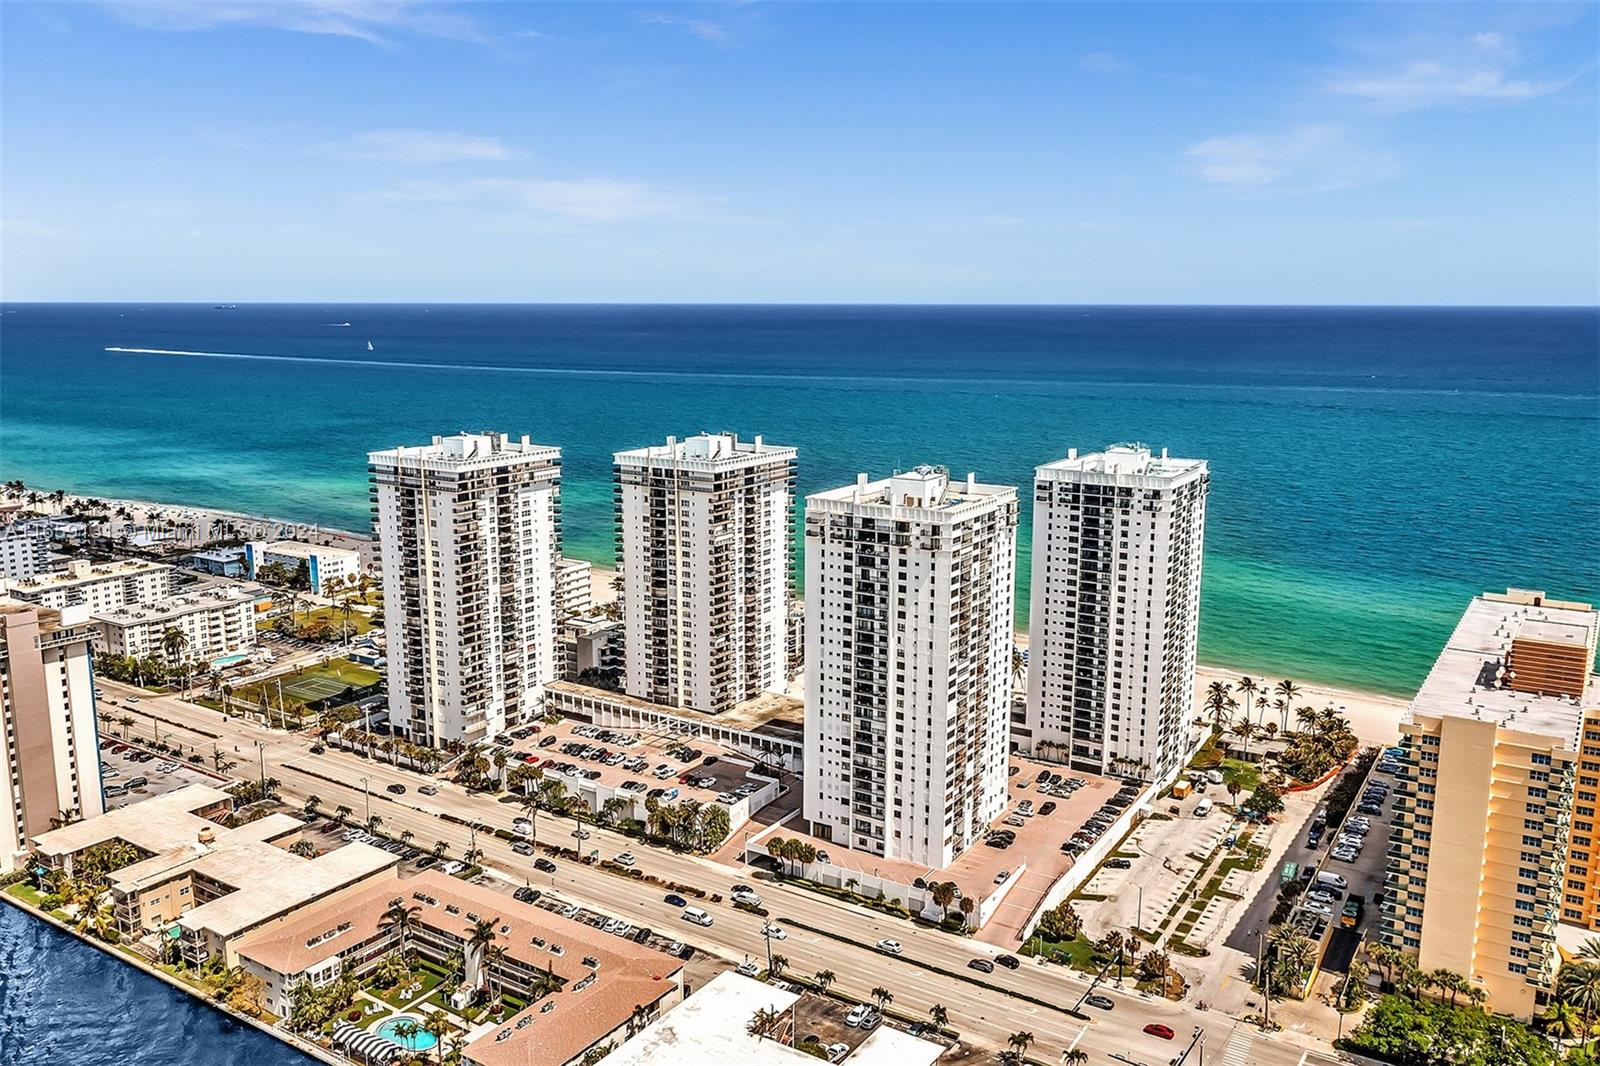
367,341 -> 375,351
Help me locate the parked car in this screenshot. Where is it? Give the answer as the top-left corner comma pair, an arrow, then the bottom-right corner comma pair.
1106,858 -> 1132,870
513,887 -> 540,903
844,1005 -> 869,1027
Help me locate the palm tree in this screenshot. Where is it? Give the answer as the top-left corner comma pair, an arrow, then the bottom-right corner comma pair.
1062,1052 -> 1089,1066
1008,1031 -> 1035,1061
1236,676 -> 1258,717
303,795 -> 322,819
422,1009 -> 450,1065
814,969 -> 836,994
1559,962 -> 1600,1041
1540,999 -> 1582,1043
433,840 -> 450,861
769,954 -> 788,979
332,804 -> 352,829
870,986 -> 892,1011
747,1005 -> 783,1042
930,880 -> 957,921
1203,680 -> 1233,733
118,714 -> 134,739
381,896 -> 421,955
928,1003 -> 949,1032
466,916 -> 499,991
959,894 -> 976,927
288,839 -> 317,858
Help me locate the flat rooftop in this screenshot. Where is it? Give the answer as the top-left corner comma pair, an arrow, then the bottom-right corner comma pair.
31,783 -> 234,859
4,556 -> 171,591
599,971 -> 812,1066
807,466 -> 1016,517
547,681 -> 804,742
614,432 -> 798,469
368,432 -> 559,470
1036,443 -> 1207,484
255,540 -> 358,561
1406,590 -> 1600,745
93,583 -> 258,625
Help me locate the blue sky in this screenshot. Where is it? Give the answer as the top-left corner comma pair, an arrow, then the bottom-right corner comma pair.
2,1 -> 1595,303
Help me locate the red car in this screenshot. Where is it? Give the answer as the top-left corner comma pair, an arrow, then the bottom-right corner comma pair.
1143,1024 -> 1175,1040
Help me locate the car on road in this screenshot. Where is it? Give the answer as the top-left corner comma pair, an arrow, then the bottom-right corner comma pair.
995,954 -> 1020,970
418,785 -> 438,796
615,852 -> 636,867
127,696 -> 140,703
735,961 -> 761,977
876,938 -> 903,955
1106,858 -> 1132,870
664,893 -> 687,907
761,924 -> 787,940
1086,995 -> 1115,1011
309,744 -> 325,754
731,889 -> 762,907
968,958 -> 995,973
513,841 -> 534,855
534,857 -> 557,873
386,783 -> 406,794
1143,1023 -> 1175,1040
572,827 -> 591,840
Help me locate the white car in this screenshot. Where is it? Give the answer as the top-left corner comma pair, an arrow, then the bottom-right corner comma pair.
560,904 -> 581,919
876,938 -> 903,955
844,1005 -> 869,1027
615,853 -> 636,868
609,922 -> 633,938
761,924 -> 787,940
1302,900 -> 1333,916
732,890 -> 763,907
735,960 -> 761,977
441,860 -> 465,875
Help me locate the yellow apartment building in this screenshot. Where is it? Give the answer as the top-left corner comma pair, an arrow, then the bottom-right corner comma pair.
1383,589 -> 1600,1019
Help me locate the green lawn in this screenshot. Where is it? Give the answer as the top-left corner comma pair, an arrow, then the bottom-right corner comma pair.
1020,931 -> 1107,971
258,606 -> 375,636
212,658 -> 380,713
371,967 -> 444,1009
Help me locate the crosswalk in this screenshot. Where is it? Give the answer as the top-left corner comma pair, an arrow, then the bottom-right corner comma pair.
1216,1030 -> 1254,1066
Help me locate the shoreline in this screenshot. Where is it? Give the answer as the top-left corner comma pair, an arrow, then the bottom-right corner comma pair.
9,482 -> 1413,729
0,890 -> 332,1064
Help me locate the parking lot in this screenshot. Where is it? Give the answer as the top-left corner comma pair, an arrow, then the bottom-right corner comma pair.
98,736 -> 233,810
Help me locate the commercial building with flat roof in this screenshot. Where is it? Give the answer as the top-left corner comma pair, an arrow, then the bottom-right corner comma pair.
614,432 -> 797,714
2,557 -> 175,613
0,519 -> 51,581
803,467 -> 1018,869
1022,444 -> 1209,783
1383,589 -> 1600,1018
1,601 -> 103,871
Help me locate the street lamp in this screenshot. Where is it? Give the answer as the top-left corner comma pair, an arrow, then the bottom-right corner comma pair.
360,777 -> 371,825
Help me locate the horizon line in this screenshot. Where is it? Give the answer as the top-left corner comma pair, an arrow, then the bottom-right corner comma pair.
3,300 -> 1597,310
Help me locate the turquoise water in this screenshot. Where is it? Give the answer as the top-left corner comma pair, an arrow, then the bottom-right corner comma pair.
374,1015 -> 438,1052
2,304 -> 1595,697
210,653 -> 251,668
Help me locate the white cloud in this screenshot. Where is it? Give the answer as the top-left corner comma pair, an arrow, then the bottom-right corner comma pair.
324,129 -> 514,164
1078,52 -> 1131,74
1185,124 -> 1397,193
637,11 -> 730,44
101,1 -> 487,47
374,177 -> 702,223
1324,30 -> 1574,111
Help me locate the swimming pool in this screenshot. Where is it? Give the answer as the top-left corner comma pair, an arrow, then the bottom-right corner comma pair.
373,1015 -> 438,1052
210,653 -> 251,668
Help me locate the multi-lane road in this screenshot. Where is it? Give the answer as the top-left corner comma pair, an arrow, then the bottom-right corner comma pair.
99,679 -> 1356,1066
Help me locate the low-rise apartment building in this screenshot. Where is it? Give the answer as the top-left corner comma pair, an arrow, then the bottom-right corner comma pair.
557,556 -> 594,619
232,870 -> 684,1066
245,540 -> 361,595
1383,589 -> 1600,1018
31,784 -> 398,965
0,519 -> 51,581
2,557 -> 175,613
93,583 -> 259,662
0,602 -> 104,871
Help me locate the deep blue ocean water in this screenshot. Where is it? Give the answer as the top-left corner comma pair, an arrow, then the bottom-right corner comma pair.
0,904 -> 311,1065
2,303 -> 1596,696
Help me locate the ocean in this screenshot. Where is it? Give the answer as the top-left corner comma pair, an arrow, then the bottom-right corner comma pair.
1,303 -> 1595,696
0,904 -> 311,1065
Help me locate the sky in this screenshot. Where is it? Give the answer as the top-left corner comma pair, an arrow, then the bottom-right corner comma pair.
1,1 -> 1595,304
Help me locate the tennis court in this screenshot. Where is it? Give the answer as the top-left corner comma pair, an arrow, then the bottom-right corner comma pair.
281,673 -> 352,701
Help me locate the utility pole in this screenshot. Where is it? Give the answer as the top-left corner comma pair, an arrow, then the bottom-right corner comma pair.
256,741 -> 266,795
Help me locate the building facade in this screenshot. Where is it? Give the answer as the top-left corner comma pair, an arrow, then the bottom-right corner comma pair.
613,433 -> 796,714
0,520 -> 51,581
1382,589 -> 1600,1018
1022,445 -> 1208,783
802,467 -> 1018,868
245,540 -> 361,595
1,602 -> 104,871
3,557 -> 175,613
556,557 -> 594,619
93,584 -> 259,662
369,433 -> 563,747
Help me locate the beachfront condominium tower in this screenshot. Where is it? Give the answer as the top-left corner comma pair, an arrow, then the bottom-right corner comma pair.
1,602 -> 104,872
802,467 -> 1018,868
613,433 -> 797,714
1382,589 -> 1599,1019
369,433 -> 562,747
1023,444 -> 1208,783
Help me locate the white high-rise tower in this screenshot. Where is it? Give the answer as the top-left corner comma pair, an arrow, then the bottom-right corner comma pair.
613,432 -> 796,713
803,467 -> 1017,868
1023,444 -> 1208,782
369,432 -> 562,747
